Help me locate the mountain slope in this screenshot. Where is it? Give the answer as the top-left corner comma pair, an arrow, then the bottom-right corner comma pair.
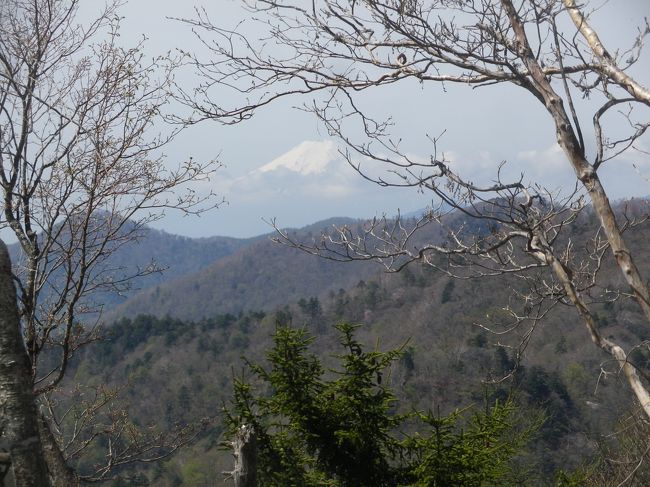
7,223 -> 263,311
106,207 -> 503,321
108,219 -> 379,320
58,200 -> 650,484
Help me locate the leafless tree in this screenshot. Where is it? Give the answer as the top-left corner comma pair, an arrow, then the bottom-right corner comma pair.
179,0 -> 650,432
1,0 -> 219,484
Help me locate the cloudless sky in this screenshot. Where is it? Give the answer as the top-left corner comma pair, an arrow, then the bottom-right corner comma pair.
105,0 -> 650,238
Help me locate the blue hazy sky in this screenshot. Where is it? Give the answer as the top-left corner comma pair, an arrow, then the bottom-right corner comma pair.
109,0 -> 650,238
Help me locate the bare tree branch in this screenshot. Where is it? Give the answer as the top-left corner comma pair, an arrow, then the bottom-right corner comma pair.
179,0 -> 650,423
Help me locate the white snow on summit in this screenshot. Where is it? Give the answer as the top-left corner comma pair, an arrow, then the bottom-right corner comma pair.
258,140 -> 339,175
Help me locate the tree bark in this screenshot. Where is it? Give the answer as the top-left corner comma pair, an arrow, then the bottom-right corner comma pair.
501,0 -> 650,419
538,242 -> 650,419
225,425 -> 257,487
502,0 -> 650,323
0,239 -> 51,486
37,413 -> 80,487
563,0 -> 650,106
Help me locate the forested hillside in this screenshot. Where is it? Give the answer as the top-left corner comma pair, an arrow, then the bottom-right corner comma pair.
8,223 -> 260,312
107,218 -> 379,319
52,201 -> 650,485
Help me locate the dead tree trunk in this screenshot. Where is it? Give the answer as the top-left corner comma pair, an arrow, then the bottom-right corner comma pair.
225,425 -> 257,487
0,240 -> 50,486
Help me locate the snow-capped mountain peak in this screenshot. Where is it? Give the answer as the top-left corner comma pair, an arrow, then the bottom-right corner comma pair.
258,140 -> 339,175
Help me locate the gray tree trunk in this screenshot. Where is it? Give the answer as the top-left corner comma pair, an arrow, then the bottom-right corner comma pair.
501,0 -> 650,419
37,413 -> 79,487
226,425 -> 257,487
0,240 -> 50,486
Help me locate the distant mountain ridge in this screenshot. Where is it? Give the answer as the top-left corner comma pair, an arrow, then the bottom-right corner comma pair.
12,197 -> 649,324
57,197 -> 650,483
7,224 -> 264,311
6,214 -> 373,322
106,217 -> 378,321
104,208 -> 511,321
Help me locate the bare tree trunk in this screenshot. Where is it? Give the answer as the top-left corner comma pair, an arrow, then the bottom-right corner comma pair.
530,237 -> 650,419
502,0 -> 650,419
37,413 -> 80,487
563,0 -> 650,106
225,425 -> 257,487
503,0 -> 650,320
0,240 -> 50,486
